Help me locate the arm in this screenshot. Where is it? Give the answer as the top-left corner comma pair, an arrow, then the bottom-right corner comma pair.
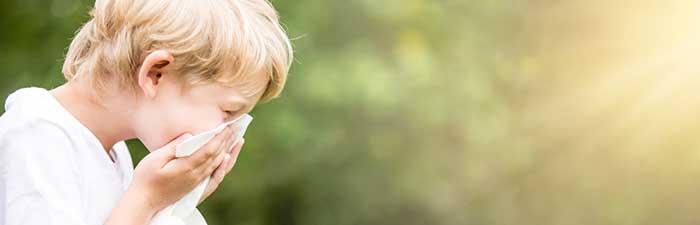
1,120 -> 238,225
103,189 -> 159,225
104,123 -> 240,225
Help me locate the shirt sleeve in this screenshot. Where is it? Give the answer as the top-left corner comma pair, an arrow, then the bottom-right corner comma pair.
0,119 -> 90,225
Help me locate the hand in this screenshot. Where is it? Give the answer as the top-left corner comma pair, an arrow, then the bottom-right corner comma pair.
198,138 -> 246,205
128,123 -> 239,212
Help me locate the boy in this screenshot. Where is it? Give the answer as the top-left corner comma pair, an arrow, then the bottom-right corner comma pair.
0,0 -> 292,224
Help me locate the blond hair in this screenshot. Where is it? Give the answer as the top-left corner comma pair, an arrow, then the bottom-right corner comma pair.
62,0 -> 293,102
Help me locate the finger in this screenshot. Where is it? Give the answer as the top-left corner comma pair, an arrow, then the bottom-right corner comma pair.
204,152 -> 228,176
210,154 -> 231,183
211,142 -> 242,186
188,125 -> 235,166
198,177 -> 221,205
217,125 -> 238,154
192,150 -> 227,179
153,133 -> 192,165
229,139 -> 245,170
227,135 -> 243,153
210,139 -> 243,185
199,140 -> 243,193
190,127 -> 237,174
201,149 -> 229,178
225,138 -> 245,173
224,128 -> 240,153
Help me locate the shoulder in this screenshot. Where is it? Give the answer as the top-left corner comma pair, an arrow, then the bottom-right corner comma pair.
0,87 -> 76,147
2,87 -> 67,125
0,87 -> 86,175
0,115 -> 72,147
3,87 -> 51,116
0,116 -> 75,159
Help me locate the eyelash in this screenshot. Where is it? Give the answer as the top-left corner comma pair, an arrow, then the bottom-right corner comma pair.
224,110 -> 236,116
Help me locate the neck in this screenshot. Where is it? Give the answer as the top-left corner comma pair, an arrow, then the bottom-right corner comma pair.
50,82 -> 136,159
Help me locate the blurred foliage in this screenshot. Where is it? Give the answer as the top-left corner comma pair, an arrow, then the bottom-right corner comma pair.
4,0 -> 700,225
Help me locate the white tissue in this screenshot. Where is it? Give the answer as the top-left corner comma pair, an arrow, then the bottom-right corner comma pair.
150,114 -> 253,225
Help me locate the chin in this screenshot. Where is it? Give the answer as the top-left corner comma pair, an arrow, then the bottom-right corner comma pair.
153,132 -> 191,152
142,141 -> 159,152
140,136 -> 168,152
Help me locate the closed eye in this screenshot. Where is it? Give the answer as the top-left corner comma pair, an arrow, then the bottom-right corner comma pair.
224,110 -> 236,117
221,102 -> 246,119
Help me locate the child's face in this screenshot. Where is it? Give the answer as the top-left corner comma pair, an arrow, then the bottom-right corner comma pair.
129,50 -> 268,150
133,76 -> 265,151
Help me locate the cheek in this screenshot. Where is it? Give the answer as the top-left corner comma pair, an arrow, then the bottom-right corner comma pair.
138,101 -> 223,151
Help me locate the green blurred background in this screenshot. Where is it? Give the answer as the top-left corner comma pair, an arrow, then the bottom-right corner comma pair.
4,0 -> 700,225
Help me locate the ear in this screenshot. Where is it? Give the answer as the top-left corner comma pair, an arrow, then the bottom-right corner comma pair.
137,50 -> 174,98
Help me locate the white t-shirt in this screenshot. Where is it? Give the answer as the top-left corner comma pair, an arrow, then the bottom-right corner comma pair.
0,87 -> 134,225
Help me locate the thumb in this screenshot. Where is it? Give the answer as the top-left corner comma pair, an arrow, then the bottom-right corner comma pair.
165,133 -> 193,148
150,133 -> 192,163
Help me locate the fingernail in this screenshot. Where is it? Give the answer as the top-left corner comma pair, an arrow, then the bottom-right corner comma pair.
183,133 -> 193,139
